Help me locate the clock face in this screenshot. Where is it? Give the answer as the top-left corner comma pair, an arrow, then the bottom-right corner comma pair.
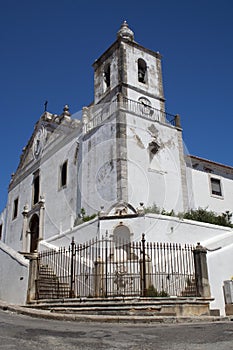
33,126 -> 47,159
138,97 -> 153,115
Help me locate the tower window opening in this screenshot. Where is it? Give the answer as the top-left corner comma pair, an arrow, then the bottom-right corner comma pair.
12,197 -> 19,220
33,173 -> 40,205
138,58 -> 147,84
104,64 -> 110,89
60,160 -> 68,188
0,224 -> 2,240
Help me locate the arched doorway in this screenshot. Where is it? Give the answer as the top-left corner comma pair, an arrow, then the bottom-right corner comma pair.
113,224 -> 131,259
113,224 -> 131,243
29,214 -> 39,253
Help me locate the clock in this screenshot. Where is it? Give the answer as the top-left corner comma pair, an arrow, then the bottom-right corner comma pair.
138,97 -> 153,116
33,126 -> 47,158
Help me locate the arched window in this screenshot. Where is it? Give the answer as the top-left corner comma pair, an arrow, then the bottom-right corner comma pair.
113,224 -> 131,259
138,58 -> 147,84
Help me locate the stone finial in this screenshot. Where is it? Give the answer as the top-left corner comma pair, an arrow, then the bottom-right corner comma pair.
117,21 -> 134,41
60,104 -> 71,122
137,202 -> 145,215
23,203 -> 29,212
63,104 -> 71,116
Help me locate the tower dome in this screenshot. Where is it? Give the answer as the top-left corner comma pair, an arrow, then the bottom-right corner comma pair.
117,21 -> 134,41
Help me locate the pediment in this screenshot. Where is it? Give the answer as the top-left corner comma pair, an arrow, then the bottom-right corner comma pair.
14,120 -> 54,174
99,201 -> 141,219
9,112 -> 81,188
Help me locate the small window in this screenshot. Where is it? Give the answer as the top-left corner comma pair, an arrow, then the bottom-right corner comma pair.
138,58 -> 147,84
33,173 -> 40,205
60,161 -> 68,188
210,178 -> 222,197
104,64 -> 110,89
0,224 -> 2,240
12,198 -> 19,220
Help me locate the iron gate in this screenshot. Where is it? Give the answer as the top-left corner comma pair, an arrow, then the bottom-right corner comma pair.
36,234 -> 197,299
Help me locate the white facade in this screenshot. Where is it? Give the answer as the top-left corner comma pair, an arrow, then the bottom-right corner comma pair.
4,111 -> 81,252
0,22 -> 233,312
186,155 -> 233,214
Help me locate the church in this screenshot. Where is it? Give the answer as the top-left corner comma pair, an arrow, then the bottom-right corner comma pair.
0,22 -> 233,315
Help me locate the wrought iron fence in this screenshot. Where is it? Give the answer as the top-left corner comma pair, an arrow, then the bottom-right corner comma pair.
36,234 -> 197,300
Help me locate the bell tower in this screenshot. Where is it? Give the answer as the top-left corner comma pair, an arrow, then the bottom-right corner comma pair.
81,22 -> 188,215
92,21 -> 165,116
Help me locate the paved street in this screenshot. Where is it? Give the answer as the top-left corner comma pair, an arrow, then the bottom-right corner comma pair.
0,309 -> 233,349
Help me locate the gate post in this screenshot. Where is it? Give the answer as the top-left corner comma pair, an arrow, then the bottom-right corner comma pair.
69,237 -> 75,298
26,252 -> 39,302
193,243 -> 211,298
140,233 -> 147,297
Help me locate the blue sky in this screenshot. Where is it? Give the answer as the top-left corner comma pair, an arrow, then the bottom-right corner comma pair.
0,0 -> 233,211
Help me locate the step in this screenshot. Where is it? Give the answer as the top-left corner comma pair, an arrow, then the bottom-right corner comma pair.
38,272 -> 58,278
48,304 -> 162,312
28,296 -> 204,309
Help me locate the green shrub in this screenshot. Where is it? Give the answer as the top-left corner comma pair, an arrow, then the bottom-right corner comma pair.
74,207 -> 97,226
145,203 -> 233,228
145,285 -> 169,297
144,203 -> 160,214
183,208 -> 233,228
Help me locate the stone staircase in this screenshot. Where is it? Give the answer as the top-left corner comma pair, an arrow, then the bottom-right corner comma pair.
27,296 -> 212,317
32,265 -> 211,317
36,265 -> 70,300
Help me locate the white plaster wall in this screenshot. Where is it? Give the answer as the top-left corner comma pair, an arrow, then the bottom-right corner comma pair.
0,208 -> 6,242
99,216 -> 147,242
99,214 -> 231,245
5,177 -> 29,251
126,115 -> 184,212
0,241 -> 29,304
80,119 -> 118,215
185,164 -> 195,209
41,136 -> 79,239
207,243 -> 233,315
190,168 -> 233,214
5,127 -> 80,250
144,214 -> 231,244
42,218 -> 99,248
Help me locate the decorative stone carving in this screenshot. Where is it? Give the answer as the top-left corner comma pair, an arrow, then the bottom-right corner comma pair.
33,126 -> 47,159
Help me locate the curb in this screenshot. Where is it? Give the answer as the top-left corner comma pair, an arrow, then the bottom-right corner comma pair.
0,301 -> 233,324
